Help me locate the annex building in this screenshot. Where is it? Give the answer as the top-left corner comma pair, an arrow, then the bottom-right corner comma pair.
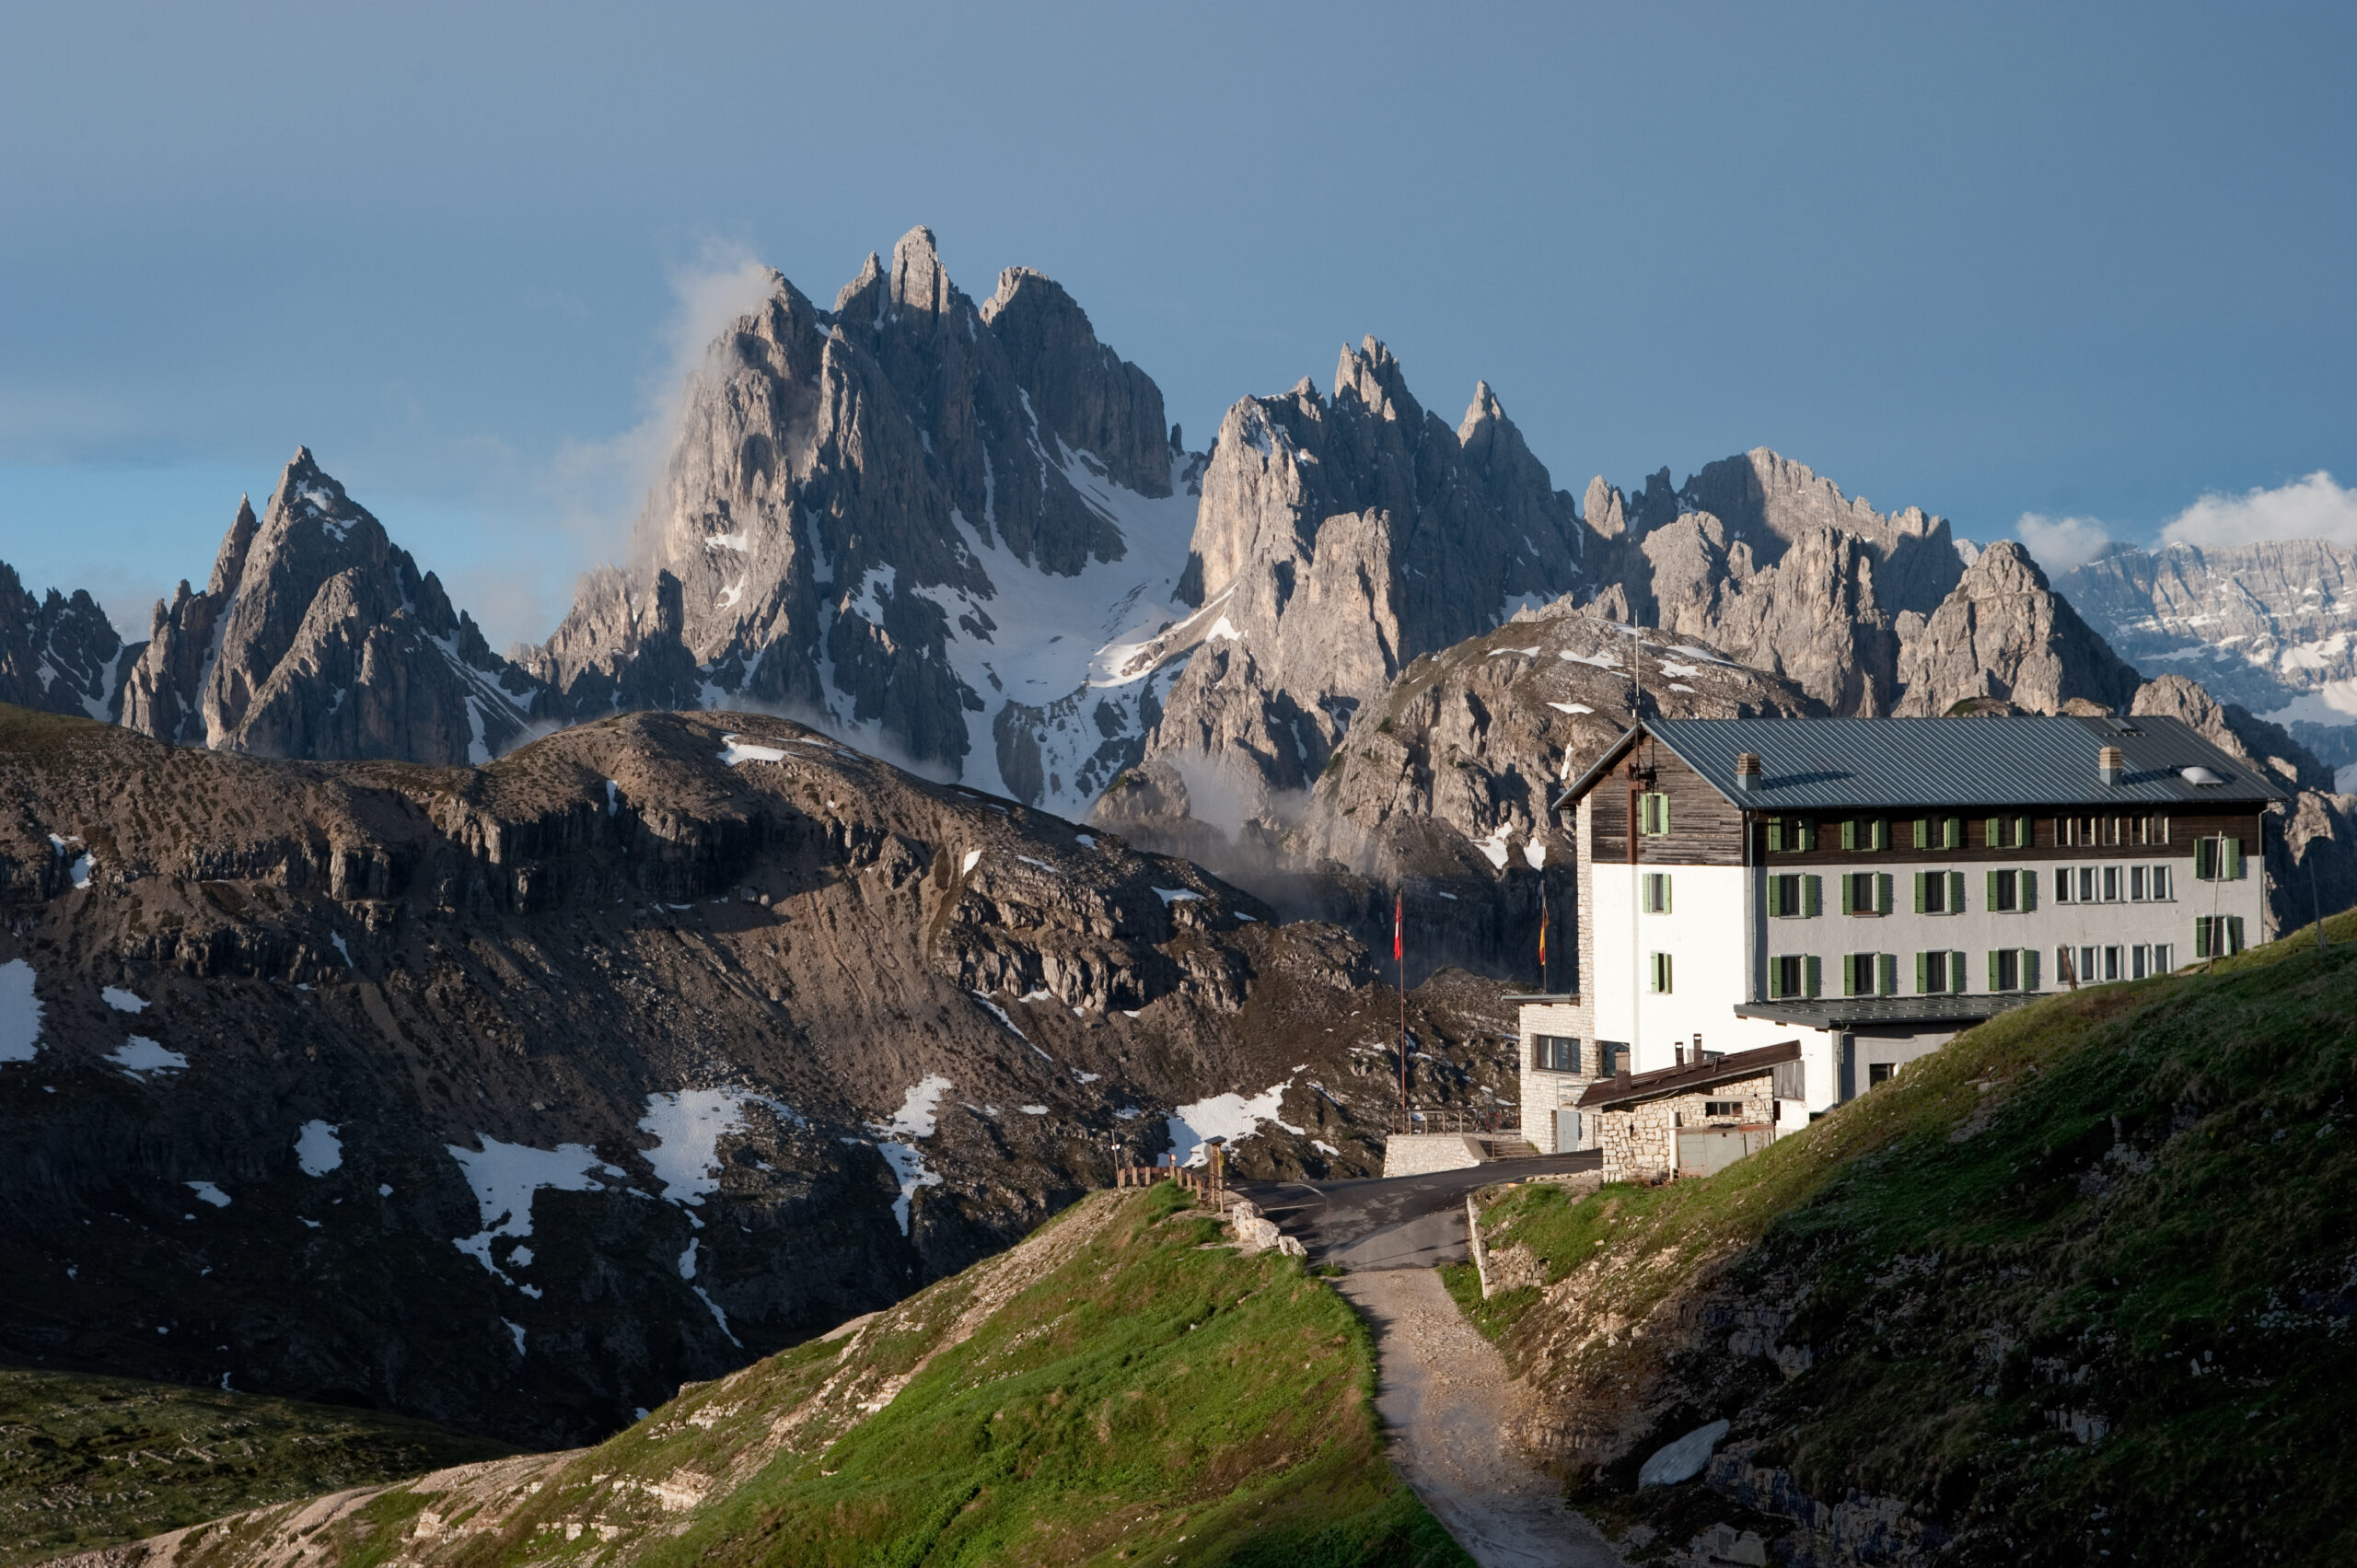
1520,714 -> 2282,1155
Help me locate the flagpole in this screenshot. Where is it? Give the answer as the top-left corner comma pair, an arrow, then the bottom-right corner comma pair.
1397,888 -> 1408,1134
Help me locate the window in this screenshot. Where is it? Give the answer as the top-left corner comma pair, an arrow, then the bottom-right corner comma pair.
1638,792 -> 1672,836
1842,952 -> 1890,997
2130,865 -> 2148,901
2152,864 -> 2174,900
1912,817 -> 1965,851
1983,815 -> 2031,850
1867,1062 -> 1895,1088
1841,871 -> 1892,915
2078,945 -> 2098,984
2102,865 -> 2119,902
1990,948 -> 2019,992
1989,868 -> 2017,912
1767,816 -> 1811,853
1649,951 -> 1675,993
1915,949 -> 1964,994
2059,945 -> 2078,985
1767,954 -> 1819,999
1702,1100 -> 1744,1118
2103,945 -> 2121,981
2194,915 -> 2247,958
1913,870 -> 1966,914
2077,866 -> 2096,902
1597,1040 -> 1629,1076
1771,873 -> 1821,917
2154,942 -> 2174,972
1643,872 -> 1673,913
1841,818 -> 1889,852
2194,836 -> 2246,881
2131,945 -> 2148,980
1532,1035 -> 1581,1073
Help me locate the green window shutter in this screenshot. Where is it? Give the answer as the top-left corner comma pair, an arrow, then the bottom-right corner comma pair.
1949,870 -> 1967,912
2224,837 -> 2244,879
1766,818 -> 1782,854
1945,818 -> 1962,850
2227,915 -> 2244,954
2194,917 -> 2211,958
2023,947 -> 2040,991
1984,817 -> 2001,849
1950,951 -> 1966,993
1840,954 -> 1857,996
1913,818 -> 1929,850
1877,873 -> 1893,914
1663,876 -> 1672,914
1805,955 -> 1822,998
1659,796 -> 1672,836
1840,875 -> 1854,915
2195,839 -> 2215,880
1987,949 -> 2002,991
1872,819 -> 1888,851
1912,872 -> 1926,913
1986,869 -> 2001,908
1915,951 -> 1930,993
1841,819 -> 1856,852
2020,867 -> 2038,912
1878,952 -> 1898,996
2017,815 -> 2033,849
1805,875 -> 1822,917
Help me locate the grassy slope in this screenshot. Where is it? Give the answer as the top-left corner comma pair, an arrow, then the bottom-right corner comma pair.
158,1188 -> 1469,1568
1447,914 -> 2357,1564
0,1366 -> 512,1567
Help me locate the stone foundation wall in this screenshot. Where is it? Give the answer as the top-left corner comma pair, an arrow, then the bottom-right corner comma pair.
1380,1133 -> 1485,1178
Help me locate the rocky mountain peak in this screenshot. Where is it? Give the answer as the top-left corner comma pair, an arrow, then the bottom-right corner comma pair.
835,250 -> 886,315
889,225 -> 951,316
0,562 -> 127,721
1333,336 -> 1419,426
1892,539 -> 2139,716
209,493 -> 260,597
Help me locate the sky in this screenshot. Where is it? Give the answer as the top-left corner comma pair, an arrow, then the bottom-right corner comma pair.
2,1 -> 2351,645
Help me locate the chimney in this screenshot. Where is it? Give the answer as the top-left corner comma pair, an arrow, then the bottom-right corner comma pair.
2098,745 -> 2124,786
1736,752 -> 1762,791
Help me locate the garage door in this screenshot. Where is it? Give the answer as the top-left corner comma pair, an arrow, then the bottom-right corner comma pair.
1677,1127 -> 1767,1179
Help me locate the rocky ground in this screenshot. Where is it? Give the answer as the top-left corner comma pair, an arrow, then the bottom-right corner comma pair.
0,702 -> 1517,1447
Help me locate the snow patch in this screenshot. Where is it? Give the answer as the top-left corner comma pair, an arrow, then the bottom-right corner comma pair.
1559,649 -> 1620,669
605,779 -> 621,817
296,1121 -> 343,1176
186,1180 -> 231,1208
718,733 -> 792,767
1154,887 -> 1202,904
868,1075 -> 952,1236
330,934 -> 353,968
1545,702 -> 1594,715
1473,827 -> 1512,869
1167,1081 -> 1306,1167
446,1138 -> 617,1284
1206,615 -> 1243,643
637,1088 -> 797,1211
111,1038 -> 187,1077
102,986 -> 146,1013
960,848 -> 982,874
1523,840 -> 1547,869
0,960 -> 42,1062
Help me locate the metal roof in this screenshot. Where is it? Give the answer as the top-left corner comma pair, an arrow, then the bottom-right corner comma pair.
1575,1039 -> 1803,1109
1555,715 -> 2286,813
1733,993 -> 2043,1031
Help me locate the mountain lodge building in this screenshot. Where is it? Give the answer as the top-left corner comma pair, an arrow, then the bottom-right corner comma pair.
1517,714 -> 2282,1154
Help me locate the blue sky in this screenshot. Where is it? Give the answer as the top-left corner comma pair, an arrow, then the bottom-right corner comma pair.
2,1 -> 2350,645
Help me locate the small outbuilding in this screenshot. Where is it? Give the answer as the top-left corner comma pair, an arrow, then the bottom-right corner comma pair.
1577,1040 -> 1805,1183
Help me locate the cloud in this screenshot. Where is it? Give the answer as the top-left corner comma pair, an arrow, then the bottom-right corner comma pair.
2013,512 -> 2113,574
2159,470 -> 2357,552
539,241 -> 777,578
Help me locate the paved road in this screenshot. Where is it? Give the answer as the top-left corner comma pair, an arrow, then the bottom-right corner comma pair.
1237,1152 -> 1599,1271
1339,1269 -> 1622,1567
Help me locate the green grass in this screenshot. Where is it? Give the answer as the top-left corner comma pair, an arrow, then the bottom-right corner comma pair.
1459,918 -> 2357,1563
0,1365 -> 514,1566
168,1187 -> 1469,1568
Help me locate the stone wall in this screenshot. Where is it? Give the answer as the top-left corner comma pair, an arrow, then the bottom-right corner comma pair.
1597,1072 -> 1777,1183
1380,1133 -> 1486,1178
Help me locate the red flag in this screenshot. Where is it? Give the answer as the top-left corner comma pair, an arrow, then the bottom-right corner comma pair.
1393,890 -> 1404,962
1538,884 -> 1548,970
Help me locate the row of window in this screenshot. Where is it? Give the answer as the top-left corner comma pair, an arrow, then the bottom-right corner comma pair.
1638,856 -> 2229,920
1742,812 -> 2183,853
1746,923 -> 2245,998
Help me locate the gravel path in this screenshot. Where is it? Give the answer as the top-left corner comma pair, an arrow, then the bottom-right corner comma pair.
1337,1269 -> 1621,1568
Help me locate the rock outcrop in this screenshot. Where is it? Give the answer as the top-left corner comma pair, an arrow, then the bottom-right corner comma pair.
0,702 -> 1515,1445
118,453 -> 540,764
1892,540 -> 2142,716
0,563 -> 128,719
1126,344 -> 1586,842
522,227 -> 1199,815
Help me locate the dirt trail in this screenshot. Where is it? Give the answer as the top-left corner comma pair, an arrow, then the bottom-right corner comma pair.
1337,1269 -> 1621,1568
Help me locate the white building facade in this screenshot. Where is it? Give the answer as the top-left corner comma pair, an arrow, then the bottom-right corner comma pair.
1517,714 -> 2280,1150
